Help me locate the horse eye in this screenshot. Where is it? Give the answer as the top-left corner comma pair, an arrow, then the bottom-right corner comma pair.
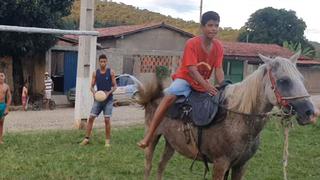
277,78 -> 290,85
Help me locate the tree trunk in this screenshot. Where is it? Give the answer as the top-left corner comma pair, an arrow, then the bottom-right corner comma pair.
12,56 -> 24,105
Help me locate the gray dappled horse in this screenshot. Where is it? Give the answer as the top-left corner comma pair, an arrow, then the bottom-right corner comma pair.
138,52 -> 318,180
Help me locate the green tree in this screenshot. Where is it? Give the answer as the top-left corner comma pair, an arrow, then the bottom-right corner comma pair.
0,0 -> 74,104
238,8 -> 309,44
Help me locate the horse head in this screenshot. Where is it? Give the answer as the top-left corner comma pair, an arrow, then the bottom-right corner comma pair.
259,51 -> 318,125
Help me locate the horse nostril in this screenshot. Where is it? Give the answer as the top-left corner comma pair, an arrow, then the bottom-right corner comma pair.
305,109 -> 314,116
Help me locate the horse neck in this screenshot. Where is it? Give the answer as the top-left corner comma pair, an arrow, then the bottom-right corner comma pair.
225,67 -> 273,115
223,69 -> 273,137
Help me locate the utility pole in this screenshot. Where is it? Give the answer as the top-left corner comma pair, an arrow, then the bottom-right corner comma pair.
200,0 -> 203,22
74,0 -> 97,129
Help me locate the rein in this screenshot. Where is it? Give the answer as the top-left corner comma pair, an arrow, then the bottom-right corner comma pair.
188,66 -> 311,179
218,68 -> 310,117
220,68 -> 312,180
267,68 -> 311,180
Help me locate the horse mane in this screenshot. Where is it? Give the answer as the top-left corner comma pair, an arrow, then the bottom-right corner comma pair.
224,65 -> 266,114
137,57 -> 303,115
137,66 -> 268,114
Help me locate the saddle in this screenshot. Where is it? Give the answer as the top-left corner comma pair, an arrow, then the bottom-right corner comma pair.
166,80 -> 232,127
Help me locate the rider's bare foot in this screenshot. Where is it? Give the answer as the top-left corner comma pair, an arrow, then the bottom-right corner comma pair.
137,139 -> 149,149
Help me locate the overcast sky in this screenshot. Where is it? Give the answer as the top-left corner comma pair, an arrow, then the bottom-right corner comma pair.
112,0 -> 320,42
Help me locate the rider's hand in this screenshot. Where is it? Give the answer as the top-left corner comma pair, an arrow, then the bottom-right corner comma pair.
205,84 -> 218,96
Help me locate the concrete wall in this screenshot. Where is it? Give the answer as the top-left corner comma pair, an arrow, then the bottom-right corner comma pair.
47,27 -> 190,89
115,28 -> 190,51
131,50 -> 181,87
97,49 -> 124,75
99,39 -> 116,49
95,48 -> 182,87
298,66 -> 320,94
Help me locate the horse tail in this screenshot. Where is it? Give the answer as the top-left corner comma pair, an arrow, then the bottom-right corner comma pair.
136,76 -> 164,107
136,77 -> 164,125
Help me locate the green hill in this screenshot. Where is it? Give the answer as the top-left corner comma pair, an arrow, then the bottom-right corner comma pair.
63,0 -> 240,41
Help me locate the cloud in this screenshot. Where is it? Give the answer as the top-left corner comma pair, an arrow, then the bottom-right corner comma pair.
150,0 -> 198,12
112,0 -> 198,13
112,0 -> 199,21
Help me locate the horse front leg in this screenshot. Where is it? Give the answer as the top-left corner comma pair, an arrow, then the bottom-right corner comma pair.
144,135 -> 161,180
231,164 -> 247,180
157,139 -> 175,180
212,159 -> 230,180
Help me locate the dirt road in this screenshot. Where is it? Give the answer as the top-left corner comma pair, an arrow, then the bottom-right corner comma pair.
4,105 -> 144,133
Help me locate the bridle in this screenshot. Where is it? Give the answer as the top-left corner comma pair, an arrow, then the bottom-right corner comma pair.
217,67 -> 311,117
268,68 -> 310,113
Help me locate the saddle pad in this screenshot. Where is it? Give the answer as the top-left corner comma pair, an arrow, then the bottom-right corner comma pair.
166,80 -> 231,126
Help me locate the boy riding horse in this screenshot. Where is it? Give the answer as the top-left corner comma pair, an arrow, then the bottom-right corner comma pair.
138,11 -> 225,148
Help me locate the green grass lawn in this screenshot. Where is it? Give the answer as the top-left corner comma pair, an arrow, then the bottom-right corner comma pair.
1,120 -> 320,180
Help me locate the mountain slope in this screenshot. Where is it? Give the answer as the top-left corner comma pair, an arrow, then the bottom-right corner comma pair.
63,0 -> 240,41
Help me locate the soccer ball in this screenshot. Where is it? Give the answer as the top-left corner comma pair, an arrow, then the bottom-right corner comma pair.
94,91 -> 107,102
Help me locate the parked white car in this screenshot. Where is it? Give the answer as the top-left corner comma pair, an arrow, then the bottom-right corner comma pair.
113,74 -> 142,102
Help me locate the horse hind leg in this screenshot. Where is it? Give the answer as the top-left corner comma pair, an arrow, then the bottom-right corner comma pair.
231,164 -> 247,180
156,139 -> 175,180
144,134 -> 161,180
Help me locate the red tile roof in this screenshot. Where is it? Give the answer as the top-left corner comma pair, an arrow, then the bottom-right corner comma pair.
223,41 -> 294,58
222,41 -> 320,65
64,22 -> 194,40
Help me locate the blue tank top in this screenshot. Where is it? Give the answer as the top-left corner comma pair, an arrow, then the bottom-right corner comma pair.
96,68 -> 113,101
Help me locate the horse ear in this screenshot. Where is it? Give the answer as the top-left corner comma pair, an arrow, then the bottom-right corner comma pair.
258,54 -> 273,65
289,50 -> 301,65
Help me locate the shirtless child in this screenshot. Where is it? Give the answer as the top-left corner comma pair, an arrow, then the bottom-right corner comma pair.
0,72 -> 12,144
22,82 -> 29,111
